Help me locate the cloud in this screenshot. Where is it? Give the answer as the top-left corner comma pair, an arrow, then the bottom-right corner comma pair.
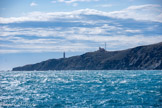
129,0 -> 135,2
108,4 -> 162,22
30,2 -> 37,7
97,4 -> 113,8
0,24 -> 139,38
125,29 -> 141,33
1,34 -> 162,53
0,26 -> 66,37
0,4 -> 162,24
1,25 -> 162,53
54,0 -> 99,4
127,4 -> 160,10
73,3 -> 78,7
0,37 -> 93,53
0,4 -> 162,53
0,10 -> 83,23
66,34 -> 162,44
0,49 -> 21,54
51,1 -> 57,3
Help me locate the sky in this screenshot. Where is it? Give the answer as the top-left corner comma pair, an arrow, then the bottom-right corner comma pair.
0,0 -> 162,70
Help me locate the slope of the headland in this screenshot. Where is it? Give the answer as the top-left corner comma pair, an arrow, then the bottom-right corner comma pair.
12,42 -> 162,71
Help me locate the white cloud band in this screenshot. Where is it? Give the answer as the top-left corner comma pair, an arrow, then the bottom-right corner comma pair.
0,4 -> 162,24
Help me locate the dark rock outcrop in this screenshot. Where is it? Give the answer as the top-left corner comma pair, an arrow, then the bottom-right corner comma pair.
12,42 -> 162,71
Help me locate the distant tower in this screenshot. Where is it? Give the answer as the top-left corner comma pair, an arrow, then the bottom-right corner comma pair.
105,42 -> 106,50
63,52 -> 65,58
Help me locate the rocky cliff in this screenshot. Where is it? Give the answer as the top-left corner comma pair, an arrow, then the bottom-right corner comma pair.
12,42 -> 162,71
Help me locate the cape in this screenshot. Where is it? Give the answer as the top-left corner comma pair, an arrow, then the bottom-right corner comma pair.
12,42 -> 162,71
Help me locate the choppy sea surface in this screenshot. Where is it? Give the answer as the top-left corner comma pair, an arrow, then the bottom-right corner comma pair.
0,70 -> 162,108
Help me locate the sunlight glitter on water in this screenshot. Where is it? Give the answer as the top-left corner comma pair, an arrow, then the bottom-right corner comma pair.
0,70 -> 162,107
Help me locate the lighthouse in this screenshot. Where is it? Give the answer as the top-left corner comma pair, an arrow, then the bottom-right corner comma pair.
63,52 -> 65,58
105,42 -> 106,50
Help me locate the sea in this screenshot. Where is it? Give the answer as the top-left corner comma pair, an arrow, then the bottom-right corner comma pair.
0,70 -> 162,108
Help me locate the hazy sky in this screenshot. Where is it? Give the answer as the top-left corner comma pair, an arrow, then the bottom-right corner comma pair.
0,0 -> 162,70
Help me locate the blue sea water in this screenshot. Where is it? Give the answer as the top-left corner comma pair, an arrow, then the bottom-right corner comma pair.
0,70 -> 162,108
